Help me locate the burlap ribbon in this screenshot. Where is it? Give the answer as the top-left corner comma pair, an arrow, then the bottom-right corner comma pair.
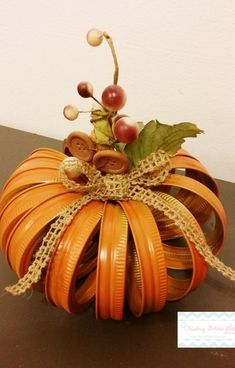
6,151 -> 235,296
59,151 -> 171,199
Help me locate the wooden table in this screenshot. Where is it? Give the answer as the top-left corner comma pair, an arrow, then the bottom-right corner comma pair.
0,125 -> 235,368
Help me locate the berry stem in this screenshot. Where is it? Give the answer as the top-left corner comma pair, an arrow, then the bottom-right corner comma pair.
91,95 -> 106,109
103,32 -> 119,85
79,109 -> 100,113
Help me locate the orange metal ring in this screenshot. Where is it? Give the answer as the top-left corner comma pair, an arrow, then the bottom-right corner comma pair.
96,203 -> 128,320
5,192 -> 80,274
0,168 -> 59,211
166,238 -> 208,301
45,201 -> 104,313
7,157 -> 62,181
0,183 -> 70,252
30,148 -> 66,160
162,174 -> 226,254
119,200 -> 167,317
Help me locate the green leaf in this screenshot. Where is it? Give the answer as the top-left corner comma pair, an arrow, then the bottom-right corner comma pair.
124,120 -> 203,166
90,109 -> 115,145
114,142 -> 126,152
137,121 -> 145,132
93,127 -> 114,145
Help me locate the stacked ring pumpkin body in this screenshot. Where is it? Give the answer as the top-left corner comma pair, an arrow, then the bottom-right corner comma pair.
0,147 -> 226,319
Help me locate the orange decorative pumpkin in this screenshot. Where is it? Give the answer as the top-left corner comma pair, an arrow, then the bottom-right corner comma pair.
0,145 -> 226,319
0,27 -> 232,320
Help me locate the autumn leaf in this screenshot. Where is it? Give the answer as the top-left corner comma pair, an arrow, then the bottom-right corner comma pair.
124,120 -> 203,166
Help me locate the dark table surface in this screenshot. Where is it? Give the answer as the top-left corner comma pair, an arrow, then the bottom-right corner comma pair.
0,125 -> 235,368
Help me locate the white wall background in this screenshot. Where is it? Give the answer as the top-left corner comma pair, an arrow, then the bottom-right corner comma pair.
0,0 -> 235,182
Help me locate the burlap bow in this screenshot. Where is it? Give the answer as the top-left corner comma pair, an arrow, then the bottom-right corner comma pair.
6,151 -> 235,296
59,151 -> 171,200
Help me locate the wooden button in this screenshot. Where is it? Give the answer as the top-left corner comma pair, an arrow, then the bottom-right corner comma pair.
65,131 -> 96,162
93,150 -> 130,174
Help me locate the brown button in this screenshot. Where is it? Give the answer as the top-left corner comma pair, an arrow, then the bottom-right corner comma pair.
65,131 -> 96,162
93,150 -> 130,174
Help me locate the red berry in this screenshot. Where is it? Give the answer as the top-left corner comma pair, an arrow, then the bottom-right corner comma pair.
113,117 -> 139,143
101,85 -> 126,112
77,81 -> 93,98
111,114 -> 128,124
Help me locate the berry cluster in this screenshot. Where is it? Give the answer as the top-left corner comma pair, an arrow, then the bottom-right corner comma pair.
63,28 -> 139,145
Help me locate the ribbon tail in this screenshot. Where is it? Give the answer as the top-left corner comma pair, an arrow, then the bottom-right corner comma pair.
133,187 -> 235,281
5,194 -> 93,296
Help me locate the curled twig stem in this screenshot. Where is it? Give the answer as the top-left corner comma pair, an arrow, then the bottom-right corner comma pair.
103,32 -> 119,85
